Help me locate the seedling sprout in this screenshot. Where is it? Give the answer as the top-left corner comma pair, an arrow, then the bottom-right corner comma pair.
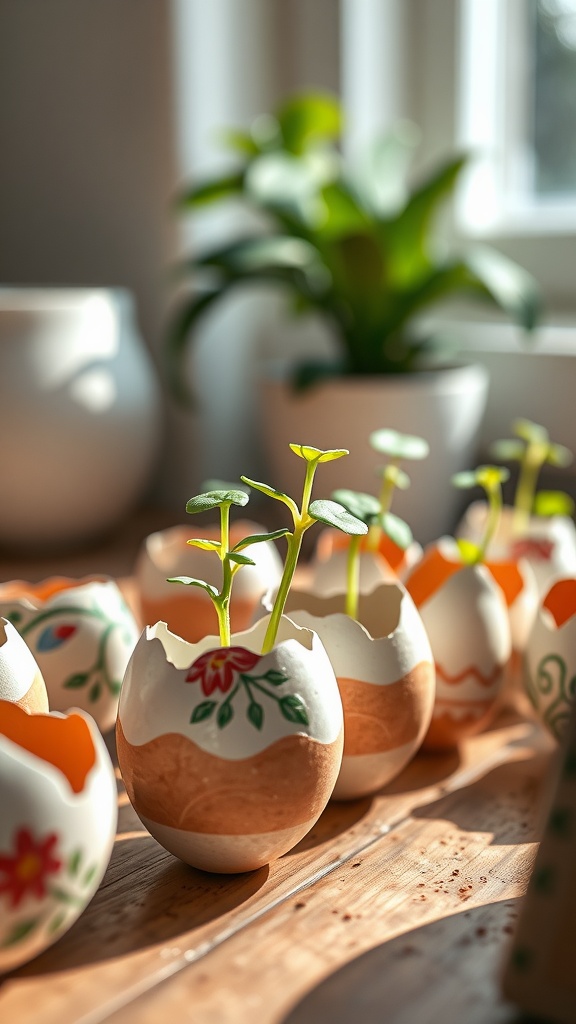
452,465 -> 510,564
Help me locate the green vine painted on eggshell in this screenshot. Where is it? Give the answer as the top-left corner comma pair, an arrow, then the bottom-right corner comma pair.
526,652 -> 576,741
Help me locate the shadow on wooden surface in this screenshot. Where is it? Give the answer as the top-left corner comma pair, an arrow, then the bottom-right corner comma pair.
282,898 -> 531,1024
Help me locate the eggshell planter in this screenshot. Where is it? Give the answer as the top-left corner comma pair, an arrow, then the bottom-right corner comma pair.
0,618 -> 48,713
135,522 -> 284,644
0,701 -> 117,973
311,527 -> 422,594
524,577 -> 576,742
487,557 -> 539,715
457,501 -> 576,597
280,582 -> 435,800
405,538 -> 512,750
116,614 -> 344,873
0,577 -> 139,733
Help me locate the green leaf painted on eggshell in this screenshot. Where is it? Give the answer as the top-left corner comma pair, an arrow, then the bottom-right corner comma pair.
185,489 -> 249,514
279,695 -> 309,725
167,576 -> 219,599
191,700 -> 217,723
217,702 -> 234,728
2,919 -> 39,947
331,489 -> 380,524
263,669 -> 288,686
248,702 -> 264,730
369,429 -> 429,461
288,443 -> 349,463
64,673 -> 88,689
309,499 -> 368,535
533,490 -> 575,517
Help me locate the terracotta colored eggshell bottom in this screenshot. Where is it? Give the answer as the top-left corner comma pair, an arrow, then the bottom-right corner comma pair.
138,595 -> 256,645
422,702 -> 498,752
332,739 -> 423,801
138,815 -> 319,873
116,720 -> 343,870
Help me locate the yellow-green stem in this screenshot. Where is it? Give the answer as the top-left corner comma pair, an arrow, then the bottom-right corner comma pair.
367,460 -> 398,551
477,487 -> 501,563
513,446 -> 546,537
215,502 -> 233,647
345,534 -> 362,620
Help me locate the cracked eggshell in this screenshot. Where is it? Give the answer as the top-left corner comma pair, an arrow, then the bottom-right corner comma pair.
0,701 -> 117,973
457,501 -> 576,597
405,537 -> 511,750
281,582 -> 435,800
135,522 -> 284,643
0,577 -> 140,734
116,614 -> 343,873
311,527 -> 422,594
524,577 -> 576,743
0,617 -> 48,713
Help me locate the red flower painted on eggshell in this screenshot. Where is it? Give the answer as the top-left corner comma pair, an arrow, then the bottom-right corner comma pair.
185,646 -> 260,696
0,828 -> 62,908
510,538 -> 554,562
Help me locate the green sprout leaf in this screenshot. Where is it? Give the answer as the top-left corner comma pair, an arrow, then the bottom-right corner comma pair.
240,476 -> 299,517
533,490 -> 575,517
309,499 -> 368,535
186,538 -> 223,553
452,466 -> 509,492
456,538 -> 483,565
232,528 -> 291,551
288,443 -> 349,463
380,512 -> 413,550
548,443 -> 573,468
513,418 -> 548,444
185,489 -> 249,514
381,464 -> 411,490
167,576 -> 219,599
331,489 -> 381,525
369,429 -> 429,461
490,439 -> 525,462
452,464 -> 509,563
228,552 -> 257,567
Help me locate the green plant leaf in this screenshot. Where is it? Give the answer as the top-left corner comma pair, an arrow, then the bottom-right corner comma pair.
331,489 -> 381,524
177,171 -> 245,209
247,702 -> 264,730
381,464 -> 411,490
463,246 -> 541,332
191,701 -> 217,724
289,444 -> 349,463
350,121 -> 421,218
186,490 -> 249,514
547,443 -> 573,468
276,91 -> 342,154
369,428 -> 429,460
452,466 -> 509,491
457,538 -> 482,565
228,552 -> 256,567
279,694 -> 309,725
232,528 -> 291,551
186,538 -> 223,553
380,512 -> 413,550
240,476 -> 299,517
167,577 -> 219,599
309,499 -> 368,535
490,439 -> 526,462
533,490 -> 575,517
513,418 -> 548,444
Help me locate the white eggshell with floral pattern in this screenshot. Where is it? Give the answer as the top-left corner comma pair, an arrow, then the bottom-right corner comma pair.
0,577 -> 139,733
135,522 -> 283,643
116,615 -> 344,873
0,618 -> 48,714
524,577 -> 576,742
282,583 -> 435,799
405,538 -> 511,750
0,701 -> 117,972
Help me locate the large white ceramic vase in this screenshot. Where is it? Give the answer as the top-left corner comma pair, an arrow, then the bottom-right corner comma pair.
0,287 -> 162,547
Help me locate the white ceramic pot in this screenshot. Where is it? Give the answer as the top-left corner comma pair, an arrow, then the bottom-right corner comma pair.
457,501 -> 576,597
116,615 -> 344,873
135,522 -> 284,643
0,287 -> 162,548
0,618 -> 48,713
405,537 -> 511,750
281,582 -> 435,800
0,701 -> 117,973
524,577 -> 576,742
260,364 -> 489,545
0,577 -> 139,733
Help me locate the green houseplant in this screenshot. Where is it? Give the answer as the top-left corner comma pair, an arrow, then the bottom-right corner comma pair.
166,91 -> 542,543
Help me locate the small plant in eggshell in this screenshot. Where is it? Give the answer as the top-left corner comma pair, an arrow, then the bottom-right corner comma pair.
490,418 -> 573,536
331,429 -> 428,617
168,444 -> 367,728
452,464 -> 511,565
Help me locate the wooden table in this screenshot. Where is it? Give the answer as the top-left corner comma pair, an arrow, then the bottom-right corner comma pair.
0,513 -> 557,1024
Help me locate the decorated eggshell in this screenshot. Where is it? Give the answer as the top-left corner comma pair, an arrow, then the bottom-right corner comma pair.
405,537 -> 511,750
457,500 -> 576,597
281,582 -> 435,800
116,614 -> 343,873
135,522 -> 284,643
487,558 -> 539,715
0,700 -> 117,973
0,617 -> 48,713
0,576 -> 139,733
311,527 -> 422,594
524,577 -> 576,742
